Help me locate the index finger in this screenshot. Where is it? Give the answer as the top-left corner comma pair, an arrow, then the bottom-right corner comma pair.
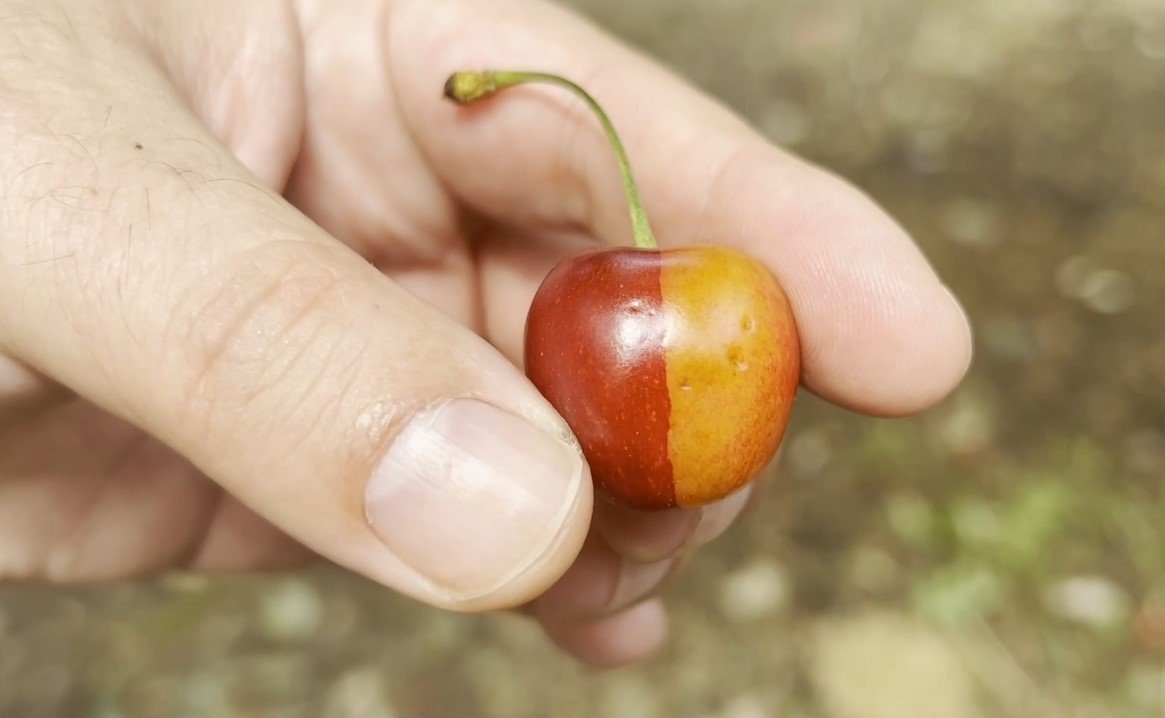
387,0 -> 972,416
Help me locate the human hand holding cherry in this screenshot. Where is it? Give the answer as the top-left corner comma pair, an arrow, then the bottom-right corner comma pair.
0,0 -> 970,669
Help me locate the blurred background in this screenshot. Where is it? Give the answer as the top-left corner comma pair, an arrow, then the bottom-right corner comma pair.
3,0 -> 1164,715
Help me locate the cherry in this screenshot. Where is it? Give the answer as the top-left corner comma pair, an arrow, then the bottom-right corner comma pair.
446,71 -> 800,510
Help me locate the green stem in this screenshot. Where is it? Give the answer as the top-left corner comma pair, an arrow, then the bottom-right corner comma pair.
444,70 -> 658,250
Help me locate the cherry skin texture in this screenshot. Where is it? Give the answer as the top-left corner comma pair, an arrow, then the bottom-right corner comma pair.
525,245 -> 800,510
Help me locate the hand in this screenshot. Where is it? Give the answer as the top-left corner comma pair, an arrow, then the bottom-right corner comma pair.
0,0 -> 971,667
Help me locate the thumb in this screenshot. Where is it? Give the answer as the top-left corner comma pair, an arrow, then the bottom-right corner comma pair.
0,43 -> 590,611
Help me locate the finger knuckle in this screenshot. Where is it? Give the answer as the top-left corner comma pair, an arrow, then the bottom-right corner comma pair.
175,241 -> 367,444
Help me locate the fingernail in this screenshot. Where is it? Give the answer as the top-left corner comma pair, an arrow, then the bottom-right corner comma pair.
688,485 -> 753,547
365,398 -> 583,601
608,557 -> 677,613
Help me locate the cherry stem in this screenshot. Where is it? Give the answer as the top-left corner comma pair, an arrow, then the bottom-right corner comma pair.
444,70 -> 658,250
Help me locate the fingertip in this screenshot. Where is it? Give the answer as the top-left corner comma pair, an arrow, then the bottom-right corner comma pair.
592,482 -> 756,565
592,500 -> 700,563
543,599 -> 669,669
801,267 -> 974,417
729,158 -> 974,417
532,534 -> 619,619
687,484 -> 755,546
534,534 -> 678,620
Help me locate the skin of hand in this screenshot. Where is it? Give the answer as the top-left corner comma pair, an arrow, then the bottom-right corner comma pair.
0,0 -> 972,667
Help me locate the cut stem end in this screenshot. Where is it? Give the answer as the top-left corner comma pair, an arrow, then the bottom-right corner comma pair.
444,71 -> 500,104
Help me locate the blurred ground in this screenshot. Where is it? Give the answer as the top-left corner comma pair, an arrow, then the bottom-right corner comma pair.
3,0 -> 1164,715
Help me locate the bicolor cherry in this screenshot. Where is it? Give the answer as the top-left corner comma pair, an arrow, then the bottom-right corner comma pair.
446,71 -> 800,509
